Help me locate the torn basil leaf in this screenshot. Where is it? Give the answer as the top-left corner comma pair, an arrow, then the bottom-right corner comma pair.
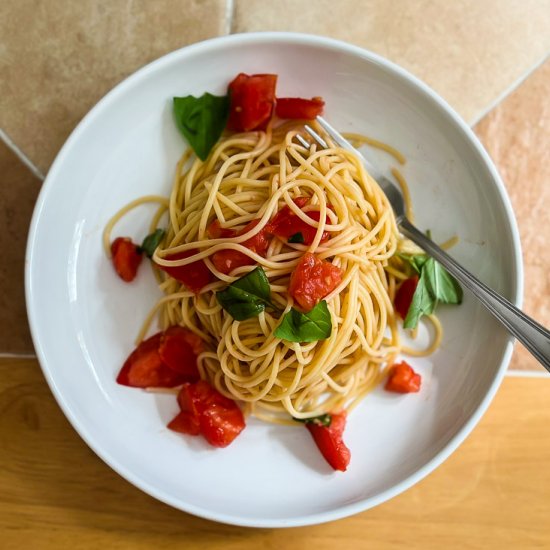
216,266 -> 274,321
140,229 -> 165,258
422,257 -> 463,305
274,300 -> 332,343
402,255 -> 462,329
293,413 -> 332,427
173,93 -> 230,161
288,232 -> 305,244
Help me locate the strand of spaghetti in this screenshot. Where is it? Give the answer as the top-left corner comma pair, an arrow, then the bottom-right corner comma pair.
391,167 -> 414,222
103,195 -> 169,256
342,132 -> 406,165
107,123 -> 447,423
402,314 -> 443,357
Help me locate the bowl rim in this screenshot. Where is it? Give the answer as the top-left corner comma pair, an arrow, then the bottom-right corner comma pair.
25,31 -> 523,528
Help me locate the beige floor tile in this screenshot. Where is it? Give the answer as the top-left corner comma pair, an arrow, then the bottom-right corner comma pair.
475,61 -> 550,372
1,0 -> 226,174
0,143 -> 41,354
233,0 -> 550,124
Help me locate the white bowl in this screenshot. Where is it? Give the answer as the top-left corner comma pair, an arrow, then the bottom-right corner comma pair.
25,32 -> 521,527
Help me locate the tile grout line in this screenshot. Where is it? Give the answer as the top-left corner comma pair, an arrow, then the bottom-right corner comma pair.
469,52 -> 549,127
0,127 -> 45,180
224,0 -> 234,35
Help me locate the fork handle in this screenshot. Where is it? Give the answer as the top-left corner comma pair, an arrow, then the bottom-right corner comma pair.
399,218 -> 550,372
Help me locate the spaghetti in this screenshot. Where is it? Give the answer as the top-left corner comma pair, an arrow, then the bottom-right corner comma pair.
105,121 -> 441,424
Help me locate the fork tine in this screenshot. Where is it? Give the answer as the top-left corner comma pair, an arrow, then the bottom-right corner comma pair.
294,133 -> 311,149
304,125 -> 328,149
315,116 -> 356,154
316,116 -> 379,177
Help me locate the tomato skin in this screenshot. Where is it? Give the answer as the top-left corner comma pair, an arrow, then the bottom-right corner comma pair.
211,249 -> 254,274
227,73 -> 277,132
157,249 -> 214,293
394,277 -> 419,319
207,220 -> 237,239
158,326 -> 203,381
200,404 -> 246,447
167,411 -> 200,435
111,237 -> 143,282
268,197 -> 330,245
289,253 -> 343,311
306,412 -> 350,472
275,97 -> 325,120
116,333 -> 186,388
117,327 -> 203,388
239,219 -> 271,256
169,380 -> 245,447
211,219 -> 271,275
385,361 -> 421,393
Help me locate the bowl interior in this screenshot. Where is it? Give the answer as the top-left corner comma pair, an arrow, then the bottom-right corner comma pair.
26,34 -> 519,527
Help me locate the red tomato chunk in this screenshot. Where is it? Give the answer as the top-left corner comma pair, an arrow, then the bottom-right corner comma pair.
111,237 -> 142,282
117,327 -> 202,388
227,73 -> 277,132
289,252 -> 343,311
268,197 -> 330,245
168,380 -> 246,448
394,276 -> 419,320
306,412 -> 351,472
158,326 -> 203,381
385,361 -> 421,393
157,249 -> 214,293
211,219 -> 272,275
117,333 -> 184,388
207,219 -> 237,239
275,97 -> 325,120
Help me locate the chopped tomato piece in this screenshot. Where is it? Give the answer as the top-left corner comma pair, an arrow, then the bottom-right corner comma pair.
394,276 -> 419,319
211,249 -> 254,274
207,219 -> 237,239
385,361 -> 421,393
268,197 -> 330,245
289,252 -> 343,311
239,219 -> 271,256
169,380 -> 245,447
167,410 -> 200,435
116,333 -> 186,388
158,326 -> 203,381
211,219 -> 272,275
227,73 -> 277,132
157,249 -> 214,293
111,237 -> 143,282
306,412 -> 350,472
275,97 -> 325,120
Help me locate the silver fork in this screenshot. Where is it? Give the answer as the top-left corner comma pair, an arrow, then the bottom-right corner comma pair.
303,116 -> 550,372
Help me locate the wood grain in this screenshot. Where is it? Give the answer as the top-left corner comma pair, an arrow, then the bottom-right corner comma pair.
1,357 -> 549,549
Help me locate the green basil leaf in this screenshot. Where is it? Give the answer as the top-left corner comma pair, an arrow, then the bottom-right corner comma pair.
140,229 -> 165,258
293,413 -> 332,427
216,267 -> 273,321
288,232 -> 305,244
173,93 -> 230,161
397,253 -> 428,274
230,266 -> 271,302
423,257 -> 463,304
403,271 -> 436,329
274,301 -> 332,343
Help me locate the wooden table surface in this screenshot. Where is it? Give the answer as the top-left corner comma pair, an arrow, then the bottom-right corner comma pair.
1,356 -> 549,549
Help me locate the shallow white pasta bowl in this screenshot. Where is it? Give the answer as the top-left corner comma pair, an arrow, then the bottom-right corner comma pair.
26,32 -> 521,527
